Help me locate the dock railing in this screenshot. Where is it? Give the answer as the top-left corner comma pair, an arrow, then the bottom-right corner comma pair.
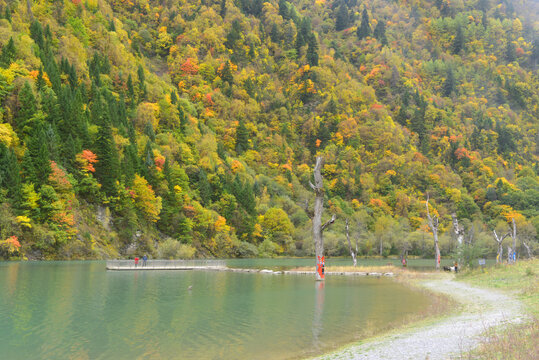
106,259 -> 227,270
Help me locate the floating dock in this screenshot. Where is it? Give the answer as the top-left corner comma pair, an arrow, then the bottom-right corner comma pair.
106,259 -> 227,271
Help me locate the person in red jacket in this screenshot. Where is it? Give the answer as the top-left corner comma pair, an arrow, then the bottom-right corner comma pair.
134,256 -> 139,268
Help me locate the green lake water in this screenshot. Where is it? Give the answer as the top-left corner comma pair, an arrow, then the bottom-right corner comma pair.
0,261 -> 432,359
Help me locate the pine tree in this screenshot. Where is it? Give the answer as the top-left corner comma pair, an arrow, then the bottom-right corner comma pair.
306,33 -> 319,66
505,36 -> 516,62
178,104 -> 187,134
36,66 -> 46,91
0,144 -> 22,207
30,20 -> 44,50
170,90 -> 177,104
373,20 -> 388,46
220,60 -> 234,84
396,105 -> 407,126
270,23 -> 280,43
127,74 -> 135,106
335,4 -> 349,31
235,119 -> 249,154
357,8 -> 371,40
451,26 -> 464,54
27,125 -> 51,187
137,64 -> 147,101
443,67 -> 455,96
279,0 -> 289,20
93,93 -> 120,196
17,82 -> 37,131
3,5 -> 11,23
0,37 -> 16,67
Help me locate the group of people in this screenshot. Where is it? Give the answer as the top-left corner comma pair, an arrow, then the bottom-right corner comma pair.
134,255 -> 148,267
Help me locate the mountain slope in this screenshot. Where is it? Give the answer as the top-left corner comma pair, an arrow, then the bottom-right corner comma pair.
0,0 -> 537,259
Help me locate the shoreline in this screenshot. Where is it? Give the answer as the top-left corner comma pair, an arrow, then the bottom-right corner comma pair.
309,275 -> 526,360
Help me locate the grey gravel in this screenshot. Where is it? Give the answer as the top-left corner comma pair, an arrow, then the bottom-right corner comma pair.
312,278 -> 525,360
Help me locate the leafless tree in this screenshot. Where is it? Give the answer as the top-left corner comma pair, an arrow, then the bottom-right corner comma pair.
451,213 -> 465,246
345,219 -> 358,266
494,230 -> 508,263
426,194 -> 441,270
493,229 -> 510,264
309,157 -> 335,281
509,218 -> 517,263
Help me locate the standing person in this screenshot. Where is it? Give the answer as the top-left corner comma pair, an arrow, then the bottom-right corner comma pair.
454,261 -> 458,273
134,256 -> 139,268
143,254 -> 148,267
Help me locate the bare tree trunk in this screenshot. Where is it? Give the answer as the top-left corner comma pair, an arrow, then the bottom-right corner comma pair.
493,230 -> 509,264
426,195 -> 440,270
451,213 -> 465,246
310,157 -> 335,281
509,218 -> 517,263
522,241 -> 532,258
346,219 -> 357,267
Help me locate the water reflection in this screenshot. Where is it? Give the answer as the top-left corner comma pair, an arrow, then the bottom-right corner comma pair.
312,281 -> 325,350
0,262 -> 433,360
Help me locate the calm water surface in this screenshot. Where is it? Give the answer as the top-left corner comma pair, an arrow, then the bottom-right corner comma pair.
0,261 -> 432,359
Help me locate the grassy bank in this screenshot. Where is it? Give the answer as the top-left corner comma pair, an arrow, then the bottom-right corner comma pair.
456,259 -> 539,359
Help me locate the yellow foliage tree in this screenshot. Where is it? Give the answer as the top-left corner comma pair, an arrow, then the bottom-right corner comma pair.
131,175 -> 162,222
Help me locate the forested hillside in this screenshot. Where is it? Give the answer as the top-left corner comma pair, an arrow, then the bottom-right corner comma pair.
0,0 -> 537,260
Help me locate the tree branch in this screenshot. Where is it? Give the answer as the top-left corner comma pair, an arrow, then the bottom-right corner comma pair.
321,214 -> 336,231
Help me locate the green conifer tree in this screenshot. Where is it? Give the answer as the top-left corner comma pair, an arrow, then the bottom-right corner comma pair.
4,5 -> 11,23
443,67 -> 455,96
27,126 -> 51,187
279,0 -> 289,20
137,65 -> 147,101
451,26 -> 464,54
17,82 -> 37,131
335,4 -> 350,31
373,20 -> 388,46
0,144 -> 22,207
93,93 -> 120,196
357,8 -> 371,40
0,37 -> 16,67
306,33 -> 319,66
235,119 -> 249,154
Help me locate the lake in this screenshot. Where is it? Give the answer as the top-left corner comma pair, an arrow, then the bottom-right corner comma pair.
0,261 -> 432,359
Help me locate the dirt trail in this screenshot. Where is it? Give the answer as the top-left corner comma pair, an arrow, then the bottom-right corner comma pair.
313,277 -> 526,360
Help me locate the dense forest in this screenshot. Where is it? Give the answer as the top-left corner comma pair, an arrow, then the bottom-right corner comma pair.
0,0 -> 537,260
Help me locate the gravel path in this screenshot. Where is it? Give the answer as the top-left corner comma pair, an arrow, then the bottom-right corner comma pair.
313,277 -> 526,360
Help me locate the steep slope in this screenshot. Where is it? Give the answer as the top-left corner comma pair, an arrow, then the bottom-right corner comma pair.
0,0 -> 537,259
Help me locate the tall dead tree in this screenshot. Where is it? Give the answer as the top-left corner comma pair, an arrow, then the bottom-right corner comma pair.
310,157 -> 336,281
493,229 -> 510,264
509,218 -> 517,263
426,195 -> 441,270
345,219 -> 358,267
451,213 -> 465,246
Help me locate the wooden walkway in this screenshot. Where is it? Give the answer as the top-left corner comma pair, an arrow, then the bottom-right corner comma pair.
106,259 -> 226,271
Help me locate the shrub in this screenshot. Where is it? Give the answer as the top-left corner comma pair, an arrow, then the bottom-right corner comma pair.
157,238 -> 196,259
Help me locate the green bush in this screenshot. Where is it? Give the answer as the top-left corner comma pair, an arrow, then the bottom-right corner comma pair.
157,238 -> 196,259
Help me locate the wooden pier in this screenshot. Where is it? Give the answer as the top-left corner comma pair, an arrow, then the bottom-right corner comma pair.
106,259 -> 227,271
